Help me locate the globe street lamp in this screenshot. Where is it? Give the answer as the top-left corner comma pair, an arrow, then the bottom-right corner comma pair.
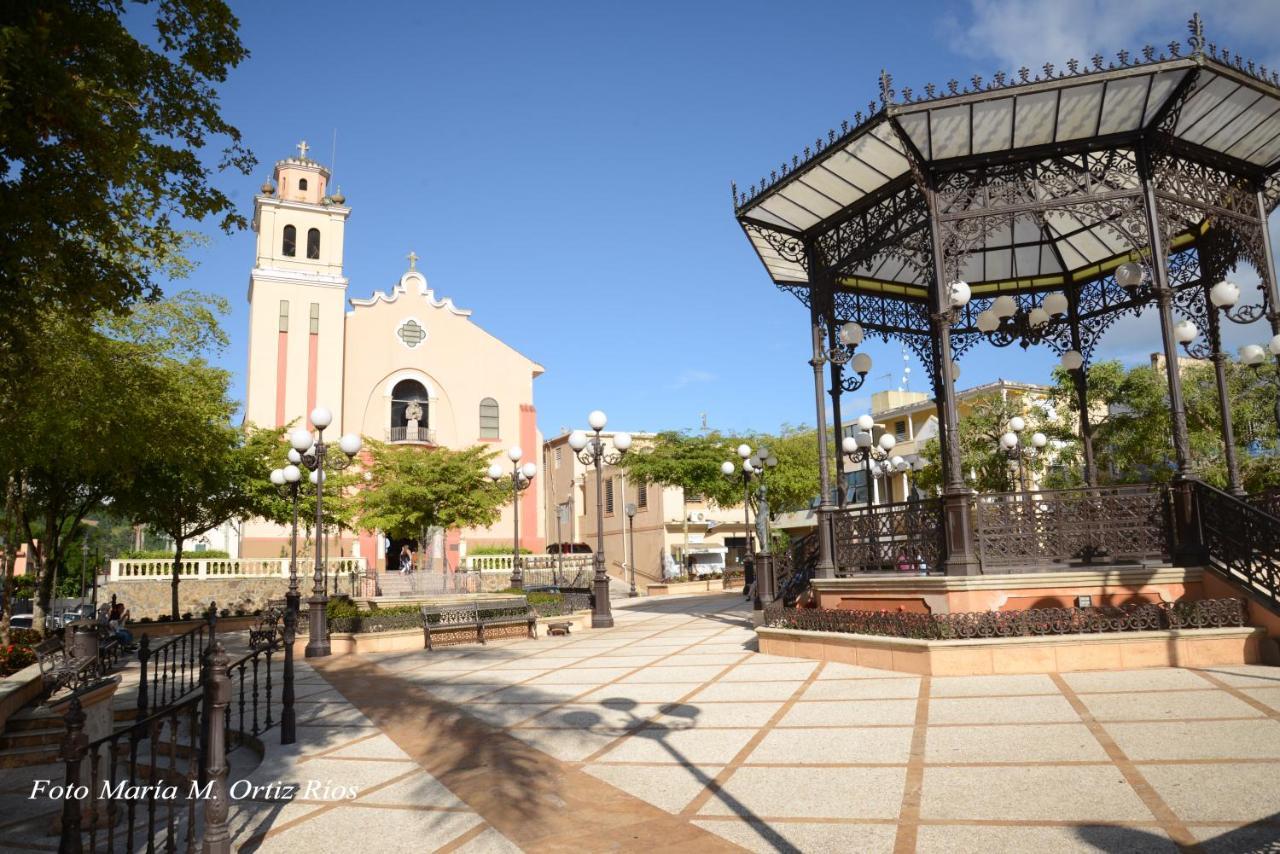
624,502 -> 638,597
293,407 -> 361,658
998,417 -> 1047,506
721,444 -> 777,615
488,448 -> 536,589
268,457 -> 303,743
568,411 -> 631,628
841,416 -> 898,506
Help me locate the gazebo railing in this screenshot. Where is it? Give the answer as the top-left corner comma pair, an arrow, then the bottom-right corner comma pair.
972,485 -> 1171,571
1197,481 -> 1280,610
831,498 -> 945,575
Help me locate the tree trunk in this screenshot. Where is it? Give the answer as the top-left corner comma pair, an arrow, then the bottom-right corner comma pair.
0,476 -> 19,647
171,537 -> 184,621
33,507 -> 60,637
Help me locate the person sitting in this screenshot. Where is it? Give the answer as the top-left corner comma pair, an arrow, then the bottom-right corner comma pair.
106,594 -> 136,650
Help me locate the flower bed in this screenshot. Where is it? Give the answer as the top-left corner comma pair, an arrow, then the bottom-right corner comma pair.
320,590 -> 585,635
0,629 -> 39,677
763,598 -> 1247,641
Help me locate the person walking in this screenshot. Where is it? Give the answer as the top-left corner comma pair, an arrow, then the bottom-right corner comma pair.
399,544 -> 413,575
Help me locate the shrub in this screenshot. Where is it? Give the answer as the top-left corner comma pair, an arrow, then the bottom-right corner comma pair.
119,549 -> 230,560
468,545 -> 532,555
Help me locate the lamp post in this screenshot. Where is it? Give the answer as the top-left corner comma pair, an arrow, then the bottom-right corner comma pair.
568,411 -> 631,628
488,448 -> 536,589
292,408 -> 361,658
998,417 -> 1047,506
721,444 -> 777,615
841,416 -> 898,506
268,457 -> 303,743
624,503 -> 638,597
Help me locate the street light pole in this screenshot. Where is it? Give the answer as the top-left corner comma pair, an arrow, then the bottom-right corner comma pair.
292,408 -> 361,659
568,411 -> 631,629
268,458 -> 303,744
488,448 -> 536,589
625,503 -> 637,597
998,418 -> 1046,509
722,444 -> 777,616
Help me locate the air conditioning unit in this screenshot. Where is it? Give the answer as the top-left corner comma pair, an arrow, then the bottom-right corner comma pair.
687,511 -> 707,524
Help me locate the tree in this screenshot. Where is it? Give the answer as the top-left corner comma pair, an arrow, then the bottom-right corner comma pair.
355,443 -> 509,567
0,0 -> 254,369
117,359 -> 259,620
741,425 -> 821,517
615,431 -> 743,509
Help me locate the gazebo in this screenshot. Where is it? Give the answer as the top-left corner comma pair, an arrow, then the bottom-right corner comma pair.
734,16 -> 1280,599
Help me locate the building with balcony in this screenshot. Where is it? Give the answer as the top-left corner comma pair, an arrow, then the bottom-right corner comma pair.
239,144 -> 544,570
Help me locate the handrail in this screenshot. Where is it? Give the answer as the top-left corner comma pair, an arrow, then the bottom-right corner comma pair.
1195,480 -> 1280,610
137,605 -> 216,718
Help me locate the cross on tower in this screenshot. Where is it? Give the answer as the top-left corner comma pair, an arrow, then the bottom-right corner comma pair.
407,250 -> 418,271
296,140 -> 310,159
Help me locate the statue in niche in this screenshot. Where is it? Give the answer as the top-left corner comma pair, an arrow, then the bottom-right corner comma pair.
405,401 -> 424,436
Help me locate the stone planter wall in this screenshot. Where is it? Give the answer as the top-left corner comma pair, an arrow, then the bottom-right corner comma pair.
101,577 -> 293,620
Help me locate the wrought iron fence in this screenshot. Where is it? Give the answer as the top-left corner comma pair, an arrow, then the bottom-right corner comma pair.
775,533 -> 820,607
1249,489 -> 1280,521
763,597 -> 1246,640
831,497 -> 945,575
972,485 -> 1170,570
1197,481 -> 1280,609
138,608 -> 214,717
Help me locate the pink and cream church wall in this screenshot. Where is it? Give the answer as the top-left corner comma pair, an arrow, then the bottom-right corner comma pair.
238,144 -> 545,569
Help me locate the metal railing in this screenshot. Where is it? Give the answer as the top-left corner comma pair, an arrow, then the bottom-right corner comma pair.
138,614 -> 212,718
972,485 -> 1170,570
110,556 -> 366,581
387,426 -> 436,443
458,553 -> 594,573
1197,481 -> 1280,610
831,498 -> 945,575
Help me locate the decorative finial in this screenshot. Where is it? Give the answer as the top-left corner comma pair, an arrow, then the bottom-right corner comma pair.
296,140 -> 310,159
731,181 -> 738,204
407,250 -> 419,271
879,69 -> 894,106
1188,13 -> 1204,56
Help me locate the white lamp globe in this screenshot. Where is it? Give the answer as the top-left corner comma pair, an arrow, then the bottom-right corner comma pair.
992,295 -> 1018,320
587,410 -> 607,431
856,414 -> 875,431
487,463 -> 503,481
721,461 -> 736,476
948,280 -> 971,308
290,428 -> 314,452
841,436 -> 858,454
1210,280 -> 1240,308
891,455 -> 905,470
1270,334 -> 1280,356
1042,292 -> 1069,316
309,469 -> 325,485
613,432 -> 632,451
856,430 -> 873,449
1061,350 -> 1084,371
1008,416 -> 1026,433
976,310 -> 999,333
737,443 -> 752,459
755,446 -> 770,461
1115,262 -> 1144,288
339,433 -> 362,456
1173,320 -> 1198,344
567,430 -> 588,451
1240,343 -> 1266,366
1001,431 -> 1018,449
743,459 -> 755,473
766,455 -> 778,467
1031,432 -> 1048,448
1028,307 -> 1051,328
507,446 -> 523,462
951,360 -> 961,381
283,464 -> 301,483
270,468 -> 285,486
851,352 -> 873,375
309,407 -> 332,429
287,448 -> 302,464
878,434 -> 897,452
838,321 -> 864,346
520,462 -> 537,480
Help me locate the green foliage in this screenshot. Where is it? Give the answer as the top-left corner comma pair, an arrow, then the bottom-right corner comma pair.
356,442 -> 508,544
743,425 -> 821,515
469,545 -> 532,555
616,431 -> 742,508
0,0 -> 253,367
119,549 -> 230,560
238,422 -> 362,539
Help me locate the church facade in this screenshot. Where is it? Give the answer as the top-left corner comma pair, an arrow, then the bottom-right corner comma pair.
239,145 -> 545,570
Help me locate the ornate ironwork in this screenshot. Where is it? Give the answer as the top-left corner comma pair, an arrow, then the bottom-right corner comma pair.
762,597 -> 1246,640
972,485 -> 1171,569
830,498 -> 945,575
1197,480 -> 1280,609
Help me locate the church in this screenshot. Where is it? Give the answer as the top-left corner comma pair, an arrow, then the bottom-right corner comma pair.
238,143 -> 546,570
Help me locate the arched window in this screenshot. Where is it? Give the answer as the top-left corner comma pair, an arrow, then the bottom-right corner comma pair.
306,228 -> 320,259
390,379 -> 429,442
479,398 -> 499,439
298,178 -> 308,191
282,225 -> 296,257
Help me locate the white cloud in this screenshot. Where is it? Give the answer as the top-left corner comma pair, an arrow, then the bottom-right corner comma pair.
944,0 -> 1279,75
667,369 -> 716,390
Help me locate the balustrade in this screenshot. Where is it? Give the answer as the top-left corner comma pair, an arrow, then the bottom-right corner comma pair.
109,556 -> 366,581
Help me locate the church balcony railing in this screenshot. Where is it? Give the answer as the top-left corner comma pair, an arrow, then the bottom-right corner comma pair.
108,556 -> 367,582
387,426 -> 436,444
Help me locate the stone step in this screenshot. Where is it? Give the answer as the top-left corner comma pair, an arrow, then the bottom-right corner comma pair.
6,705 -> 137,732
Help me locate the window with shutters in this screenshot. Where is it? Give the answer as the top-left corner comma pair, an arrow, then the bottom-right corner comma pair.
605,477 -> 615,515
309,303 -> 319,334
306,228 -> 321,259
282,225 -> 296,257
479,398 -> 500,439
638,482 -> 648,509
278,300 -> 289,332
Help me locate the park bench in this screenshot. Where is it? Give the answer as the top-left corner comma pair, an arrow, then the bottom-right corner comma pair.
35,635 -> 98,695
420,597 -> 538,650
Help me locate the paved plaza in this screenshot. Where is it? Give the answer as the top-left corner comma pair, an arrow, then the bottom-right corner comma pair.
4,594 -> 1280,851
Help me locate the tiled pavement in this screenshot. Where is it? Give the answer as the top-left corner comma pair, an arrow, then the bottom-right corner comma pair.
4,594 -> 1280,851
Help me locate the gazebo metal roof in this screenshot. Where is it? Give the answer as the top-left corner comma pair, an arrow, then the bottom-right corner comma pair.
735,20 -> 1280,299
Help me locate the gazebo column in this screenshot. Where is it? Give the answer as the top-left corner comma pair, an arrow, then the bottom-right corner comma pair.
1255,189 -> 1280,436
826,306 -> 848,508
926,211 -> 980,576
1066,301 -> 1097,487
1197,239 -> 1245,496
1138,153 -> 1202,564
807,246 -> 838,579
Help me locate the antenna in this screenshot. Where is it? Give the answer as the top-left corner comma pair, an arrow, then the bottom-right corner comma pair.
699,413 -> 709,432
330,128 -> 338,176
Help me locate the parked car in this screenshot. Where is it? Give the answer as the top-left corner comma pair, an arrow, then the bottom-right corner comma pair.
8,614 -> 33,631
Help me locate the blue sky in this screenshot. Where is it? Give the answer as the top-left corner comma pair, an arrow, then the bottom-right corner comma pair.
171,0 -> 1280,438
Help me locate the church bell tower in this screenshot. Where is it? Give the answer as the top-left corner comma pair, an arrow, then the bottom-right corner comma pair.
244,141 -> 351,431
